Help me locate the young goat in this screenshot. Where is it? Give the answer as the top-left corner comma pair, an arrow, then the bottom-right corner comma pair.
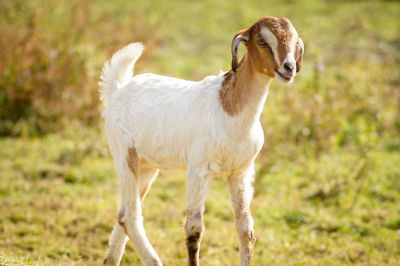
100,16 -> 304,266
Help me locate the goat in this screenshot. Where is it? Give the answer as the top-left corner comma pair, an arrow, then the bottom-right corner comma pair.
100,16 -> 304,266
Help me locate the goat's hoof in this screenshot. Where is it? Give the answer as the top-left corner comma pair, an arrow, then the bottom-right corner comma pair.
103,257 -> 117,266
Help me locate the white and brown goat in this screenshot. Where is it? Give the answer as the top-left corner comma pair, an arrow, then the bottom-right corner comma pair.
100,16 -> 304,266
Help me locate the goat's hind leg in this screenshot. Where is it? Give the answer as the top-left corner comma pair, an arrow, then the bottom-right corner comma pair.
105,148 -> 162,266
104,168 -> 159,266
104,222 -> 128,266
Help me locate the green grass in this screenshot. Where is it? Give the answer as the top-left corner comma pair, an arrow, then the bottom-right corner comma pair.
1,0 -> 400,264
0,127 -> 399,265
0,252 -> 40,266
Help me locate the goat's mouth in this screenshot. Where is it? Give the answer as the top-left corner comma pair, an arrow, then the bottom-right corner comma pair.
274,69 -> 293,83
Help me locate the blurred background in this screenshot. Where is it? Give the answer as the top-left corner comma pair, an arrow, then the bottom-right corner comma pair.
0,0 -> 399,265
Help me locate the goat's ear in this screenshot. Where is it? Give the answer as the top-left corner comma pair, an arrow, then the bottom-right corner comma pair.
295,37 -> 304,73
231,29 -> 249,71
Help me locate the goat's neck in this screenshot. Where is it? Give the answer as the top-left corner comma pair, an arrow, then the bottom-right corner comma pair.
221,54 -> 272,128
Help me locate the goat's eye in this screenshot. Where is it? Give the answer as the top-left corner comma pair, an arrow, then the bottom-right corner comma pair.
257,39 -> 273,54
257,39 -> 267,46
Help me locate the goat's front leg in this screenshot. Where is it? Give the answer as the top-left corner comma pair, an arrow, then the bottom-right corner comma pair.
228,169 -> 256,266
185,168 -> 210,266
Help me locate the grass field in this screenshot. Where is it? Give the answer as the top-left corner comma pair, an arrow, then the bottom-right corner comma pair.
1,128 -> 399,265
1,0 -> 400,265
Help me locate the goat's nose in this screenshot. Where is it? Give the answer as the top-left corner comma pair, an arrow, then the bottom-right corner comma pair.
283,62 -> 294,73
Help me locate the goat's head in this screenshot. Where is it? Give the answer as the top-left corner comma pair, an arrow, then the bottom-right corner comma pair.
231,16 -> 304,83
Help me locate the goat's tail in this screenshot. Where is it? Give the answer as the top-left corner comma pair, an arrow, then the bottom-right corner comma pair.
99,42 -> 144,107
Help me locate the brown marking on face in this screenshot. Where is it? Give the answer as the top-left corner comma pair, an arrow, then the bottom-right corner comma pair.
126,147 -> 138,178
248,17 -> 295,71
220,16 -> 299,116
246,36 -> 278,78
231,17 -> 297,77
265,17 -> 294,63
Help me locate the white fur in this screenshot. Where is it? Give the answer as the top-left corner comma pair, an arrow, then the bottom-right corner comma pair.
99,43 -> 144,107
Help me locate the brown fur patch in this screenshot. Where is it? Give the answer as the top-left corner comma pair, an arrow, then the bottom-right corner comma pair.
117,211 -> 128,235
186,232 -> 201,266
220,16 -> 297,116
220,55 -> 264,116
251,17 -> 294,63
220,70 -> 240,116
126,147 -> 138,178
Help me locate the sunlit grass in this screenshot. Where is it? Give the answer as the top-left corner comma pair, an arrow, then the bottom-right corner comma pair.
0,126 -> 399,265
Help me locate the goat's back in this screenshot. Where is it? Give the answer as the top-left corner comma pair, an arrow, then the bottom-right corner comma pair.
104,73 -> 230,168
